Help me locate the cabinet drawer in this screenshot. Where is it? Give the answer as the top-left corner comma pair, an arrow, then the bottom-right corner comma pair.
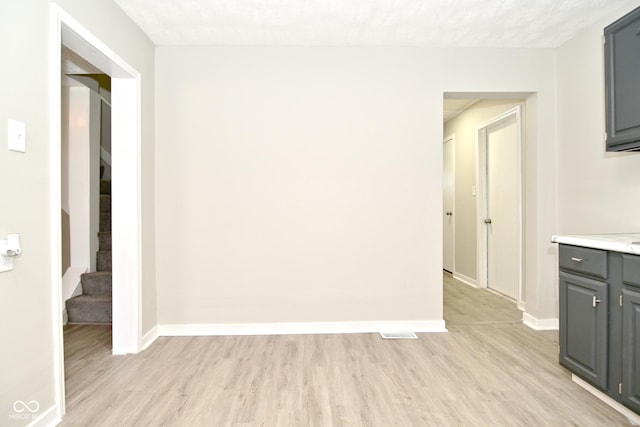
623,254 -> 640,287
559,245 -> 608,279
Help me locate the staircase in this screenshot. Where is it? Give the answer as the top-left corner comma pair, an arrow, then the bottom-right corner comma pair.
65,179 -> 112,324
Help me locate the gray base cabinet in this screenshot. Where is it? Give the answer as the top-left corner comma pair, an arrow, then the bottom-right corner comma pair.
622,288 -> 640,412
559,271 -> 608,389
559,244 -> 640,414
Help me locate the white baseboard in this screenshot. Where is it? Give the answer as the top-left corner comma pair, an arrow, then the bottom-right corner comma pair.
522,312 -> 558,330
452,272 -> 477,288
24,403 -> 60,427
158,320 -> 447,337
142,325 -> 159,350
572,375 -> 640,426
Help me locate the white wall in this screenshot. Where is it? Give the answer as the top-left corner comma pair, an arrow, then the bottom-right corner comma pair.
156,47 -> 441,326
0,0 -> 155,424
62,86 -> 100,274
0,3 -> 55,423
155,46 -> 558,327
557,4 -> 640,235
444,99 -> 524,283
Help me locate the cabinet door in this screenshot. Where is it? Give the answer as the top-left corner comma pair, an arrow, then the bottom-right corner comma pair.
622,289 -> 640,412
559,272 -> 609,389
604,6 -> 640,151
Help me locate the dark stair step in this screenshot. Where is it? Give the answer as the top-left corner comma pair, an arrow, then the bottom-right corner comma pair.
81,271 -> 112,296
100,213 -> 111,232
96,251 -> 112,272
100,194 -> 111,213
98,232 -> 111,251
66,295 -> 112,324
100,180 -> 111,195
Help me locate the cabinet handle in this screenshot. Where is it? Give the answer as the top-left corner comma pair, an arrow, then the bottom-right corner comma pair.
593,296 -> 602,307
571,257 -> 583,263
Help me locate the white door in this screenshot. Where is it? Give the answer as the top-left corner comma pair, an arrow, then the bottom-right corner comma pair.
443,137 -> 454,273
484,113 -> 520,300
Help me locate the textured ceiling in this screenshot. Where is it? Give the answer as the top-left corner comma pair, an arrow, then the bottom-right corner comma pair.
114,0 -> 639,47
443,99 -> 478,122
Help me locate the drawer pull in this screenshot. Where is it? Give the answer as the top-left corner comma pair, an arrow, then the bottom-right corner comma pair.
571,257 -> 583,263
593,296 -> 602,307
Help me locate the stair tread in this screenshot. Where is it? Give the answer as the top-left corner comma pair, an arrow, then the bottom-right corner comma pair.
96,251 -> 112,272
66,294 -> 112,324
98,231 -> 111,251
81,271 -> 112,296
100,180 -> 111,195
100,195 -> 111,212
67,294 -> 111,302
81,271 -> 111,277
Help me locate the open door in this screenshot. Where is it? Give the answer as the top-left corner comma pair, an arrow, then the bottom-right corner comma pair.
443,135 -> 454,273
478,107 -> 522,302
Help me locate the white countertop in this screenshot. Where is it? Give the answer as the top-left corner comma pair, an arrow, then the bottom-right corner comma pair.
551,233 -> 640,255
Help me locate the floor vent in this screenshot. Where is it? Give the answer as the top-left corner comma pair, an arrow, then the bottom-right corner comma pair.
379,332 -> 418,340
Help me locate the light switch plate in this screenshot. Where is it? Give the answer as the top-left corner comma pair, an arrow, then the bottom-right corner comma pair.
8,119 -> 26,153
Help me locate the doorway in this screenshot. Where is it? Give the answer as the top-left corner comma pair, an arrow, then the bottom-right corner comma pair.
442,96 -> 527,324
50,4 -> 143,418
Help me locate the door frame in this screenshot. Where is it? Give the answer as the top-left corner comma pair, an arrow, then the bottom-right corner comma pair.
443,134 -> 456,274
49,3 -> 143,419
475,105 -> 524,308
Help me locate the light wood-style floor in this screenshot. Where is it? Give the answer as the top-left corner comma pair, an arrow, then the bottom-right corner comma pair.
61,275 -> 631,426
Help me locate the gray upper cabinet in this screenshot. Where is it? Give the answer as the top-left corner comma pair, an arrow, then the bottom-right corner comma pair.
604,6 -> 640,152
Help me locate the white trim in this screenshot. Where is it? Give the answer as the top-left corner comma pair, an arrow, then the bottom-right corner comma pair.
25,403 -> 60,427
110,76 -> 143,355
158,321 -> 447,337
49,6 -> 66,424
476,124 -> 485,289
142,325 -> 160,351
452,272 -> 477,288
443,134 -> 456,274
476,106 -> 524,309
522,312 -> 558,330
517,300 -> 526,312
572,375 -> 640,426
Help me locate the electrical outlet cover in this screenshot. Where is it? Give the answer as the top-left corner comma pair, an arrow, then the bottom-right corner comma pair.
8,119 -> 26,153
0,255 -> 13,273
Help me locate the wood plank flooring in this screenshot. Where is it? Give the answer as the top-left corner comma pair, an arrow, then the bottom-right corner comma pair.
61,275 -> 632,426
443,273 -> 522,325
